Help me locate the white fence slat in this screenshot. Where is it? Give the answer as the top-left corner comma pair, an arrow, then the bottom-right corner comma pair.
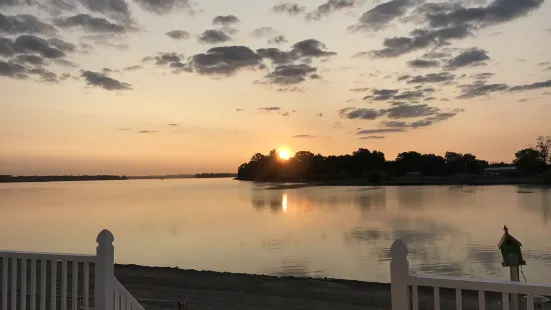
478,290 -> 485,310
11,257 -> 17,310
51,260 -> 57,310
502,293 -> 510,310
434,287 -> 440,310
2,257 -> 8,310
455,288 -> 462,310
526,295 -> 534,310
62,260 -> 67,310
83,262 -> 89,310
409,275 -> 551,296
30,259 -> 37,310
412,285 -> 419,310
72,261 -> 78,310
40,259 -> 46,310
0,229 -> 146,310
21,259 -> 27,310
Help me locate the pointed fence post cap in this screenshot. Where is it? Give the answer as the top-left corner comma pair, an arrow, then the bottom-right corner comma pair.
96,229 -> 114,246
390,239 -> 408,260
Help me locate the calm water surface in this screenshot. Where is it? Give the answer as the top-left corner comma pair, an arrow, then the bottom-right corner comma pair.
1,179 -> 550,283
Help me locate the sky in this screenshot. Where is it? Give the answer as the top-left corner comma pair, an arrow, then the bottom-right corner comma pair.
1,0 -> 550,175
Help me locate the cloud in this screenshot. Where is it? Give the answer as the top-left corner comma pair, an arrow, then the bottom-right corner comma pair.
74,0 -> 131,23
277,87 -> 305,92
383,103 -> 440,119
10,35 -> 68,58
166,30 -> 191,40
272,3 -> 306,16
27,67 -> 59,83
268,35 -> 287,44
168,123 -> 178,126
369,25 -> 472,58
257,39 -> 335,65
55,14 -> 127,33
306,0 -> 358,21
292,39 -> 336,58
15,54 -> 44,65
0,60 -> 26,78
266,64 -> 317,85
537,61 -> 551,67
349,0 -> 419,32
212,15 -> 240,25
422,51 -> 452,59
408,109 -> 464,128
350,87 -> 370,92
257,48 -> 295,64
457,80 -> 508,99
236,108 -> 244,111
281,112 -> 290,116
47,38 -> 76,52
339,107 -> 382,120
426,0 -> 543,29
472,72 -> 494,80
354,108 -> 464,133
251,27 -> 277,38
146,52 -> 182,65
380,120 -> 408,128
407,59 -> 440,68
406,72 -> 455,84
0,13 -> 57,35
316,113 -> 323,117
123,65 -> 141,71
392,90 -> 425,100
189,46 -> 264,76
366,0 -> 543,58
357,128 -> 405,134
509,79 -> 551,92
80,33 -> 129,50
445,48 -> 489,69
359,136 -> 385,139
134,0 -> 195,15
293,134 -> 316,138
0,59 -> 59,82
138,130 -> 156,133
365,88 -> 399,101
259,107 -> 281,111
81,70 -> 131,90
198,30 -> 232,44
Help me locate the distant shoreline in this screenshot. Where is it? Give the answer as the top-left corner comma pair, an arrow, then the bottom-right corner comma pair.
0,175 -> 128,183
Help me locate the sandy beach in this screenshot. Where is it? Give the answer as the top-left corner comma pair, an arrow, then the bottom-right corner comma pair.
116,264 -> 503,310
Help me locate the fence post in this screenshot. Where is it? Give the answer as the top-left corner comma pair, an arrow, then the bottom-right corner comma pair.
390,239 -> 409,310
95,229 -> 115,310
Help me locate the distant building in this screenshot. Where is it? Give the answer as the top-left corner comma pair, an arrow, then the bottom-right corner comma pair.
483,166 -> 518,177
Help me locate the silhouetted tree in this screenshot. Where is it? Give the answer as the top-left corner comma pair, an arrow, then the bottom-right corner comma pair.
535,136 -> 551,164
513,148 -> 547,175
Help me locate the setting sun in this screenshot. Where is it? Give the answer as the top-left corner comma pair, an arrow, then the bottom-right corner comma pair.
279,149 -> 291,160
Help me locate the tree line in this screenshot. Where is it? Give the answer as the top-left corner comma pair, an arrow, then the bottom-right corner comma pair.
194,173 -> 237,178
0,175 -> 128,183
237,136 -> 551,182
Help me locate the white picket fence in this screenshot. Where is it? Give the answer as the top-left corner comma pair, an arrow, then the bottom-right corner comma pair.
390,239 -> 551,310
0,229 -> 144,310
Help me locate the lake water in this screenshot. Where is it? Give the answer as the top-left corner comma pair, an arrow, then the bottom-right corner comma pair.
1,179 -> 550,283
